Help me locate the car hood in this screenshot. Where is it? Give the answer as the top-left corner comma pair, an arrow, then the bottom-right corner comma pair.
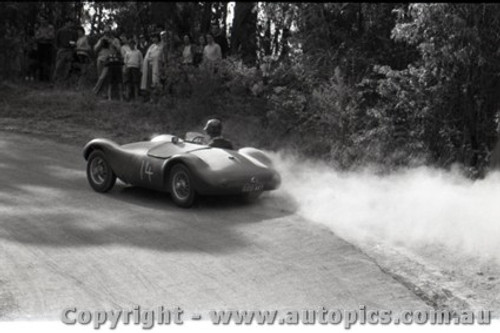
146,141 -> 209,158
118,139 -> 207,158
124,140 -> 269,172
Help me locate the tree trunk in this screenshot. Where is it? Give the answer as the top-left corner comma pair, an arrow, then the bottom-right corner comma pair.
222,3 -> 228,36
263,19 -> 272,56
231,2 -> 257,66
273,25 -> 280,56
201,2 -> 212,33
278,27 -> 290,62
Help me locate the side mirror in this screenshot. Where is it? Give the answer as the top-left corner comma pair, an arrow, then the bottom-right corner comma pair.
171,136 -> 179,144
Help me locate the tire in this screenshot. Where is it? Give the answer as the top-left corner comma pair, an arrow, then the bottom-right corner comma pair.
86,150 -> 116,193
169,164 -> 196,208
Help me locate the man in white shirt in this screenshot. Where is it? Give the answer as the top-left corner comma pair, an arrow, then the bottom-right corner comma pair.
124,40 -> 143,101
119,34 -> 132,90
203,33 -> 222,63
119,34 -> 131,59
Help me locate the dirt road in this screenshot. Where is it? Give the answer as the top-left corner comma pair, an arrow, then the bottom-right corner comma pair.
0,131 -> 428,320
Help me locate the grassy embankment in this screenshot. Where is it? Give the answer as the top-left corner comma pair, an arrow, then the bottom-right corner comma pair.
0,80 -> 270,150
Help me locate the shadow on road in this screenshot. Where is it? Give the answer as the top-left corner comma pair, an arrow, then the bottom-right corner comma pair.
112,183 -> 298,218
0,132 -> 298,254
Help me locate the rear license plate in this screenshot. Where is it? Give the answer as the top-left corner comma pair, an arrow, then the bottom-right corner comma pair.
242,183 -> 264,192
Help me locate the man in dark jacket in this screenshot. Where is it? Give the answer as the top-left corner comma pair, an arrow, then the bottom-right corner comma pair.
204,119 -> 234,150
211,24 -> 229,59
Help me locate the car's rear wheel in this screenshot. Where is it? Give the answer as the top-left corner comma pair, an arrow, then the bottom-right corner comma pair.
87,150 -> 116,193
169,164 -> 196,208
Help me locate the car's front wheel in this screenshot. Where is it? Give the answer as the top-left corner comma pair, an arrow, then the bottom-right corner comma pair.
87,150 -> 116,193
169,164 -> 196,208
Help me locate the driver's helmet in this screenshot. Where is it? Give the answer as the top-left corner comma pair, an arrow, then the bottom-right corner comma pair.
204,118 -> 222,137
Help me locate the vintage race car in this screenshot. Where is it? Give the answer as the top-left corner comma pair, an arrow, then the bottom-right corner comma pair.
82,132 -> 281,208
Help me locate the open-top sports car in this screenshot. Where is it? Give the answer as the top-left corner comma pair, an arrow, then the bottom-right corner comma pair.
82,132 -> 281,207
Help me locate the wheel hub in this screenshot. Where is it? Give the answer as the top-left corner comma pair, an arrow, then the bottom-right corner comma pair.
90,157 -> 107,185
173,172 -> 190,199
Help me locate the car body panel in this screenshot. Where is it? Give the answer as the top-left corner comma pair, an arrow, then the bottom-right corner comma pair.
83,135 -> 281,198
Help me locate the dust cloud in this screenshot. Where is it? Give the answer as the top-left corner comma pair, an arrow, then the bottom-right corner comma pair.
269,151 -> 500,264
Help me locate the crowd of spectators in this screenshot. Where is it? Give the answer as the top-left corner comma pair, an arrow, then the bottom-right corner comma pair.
21,17 -> 230,102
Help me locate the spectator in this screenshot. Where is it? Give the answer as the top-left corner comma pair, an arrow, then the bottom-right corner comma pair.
124,40 -> 143,101
93,26 -> 120,96
94,26 -> 120,78
92,38 -> 110,95
203,33 -> 222,67
181,35 -> 194,66
137,34 -> 149,56
119,34 -> 131,95
140,33 -> 162,95
105,53 -> 124,101
76,27 -> 91,77
119,33 -> 131,60
211,24 -> 229,58
159,31 -> 169,89
53,19 -> 78,84
193,35 -> 206,67
34,16 -> 55,82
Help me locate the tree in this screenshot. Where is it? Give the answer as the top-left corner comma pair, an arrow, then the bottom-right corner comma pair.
231,2 -> 257,66
257,3 -> 300,62
389,3 -> 500,172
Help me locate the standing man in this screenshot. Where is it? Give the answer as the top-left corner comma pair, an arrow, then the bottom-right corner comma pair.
211,24 -> 229,58
203,33 -> 222,72
93,26 -> 121,95
119,33 -> 131,60
105,53 -> 124,101
35,16 -> 55,82
53,18 -> 78,84
123,40 -> 143,101
94,26 -> 121,78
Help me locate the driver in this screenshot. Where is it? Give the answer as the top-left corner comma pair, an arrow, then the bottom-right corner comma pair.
204,119 -> 234,150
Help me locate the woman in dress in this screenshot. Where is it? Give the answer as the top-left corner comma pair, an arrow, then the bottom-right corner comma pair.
140,33 -> 162,92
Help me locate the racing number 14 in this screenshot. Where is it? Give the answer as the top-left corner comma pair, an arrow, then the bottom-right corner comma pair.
140,160 -> 154,182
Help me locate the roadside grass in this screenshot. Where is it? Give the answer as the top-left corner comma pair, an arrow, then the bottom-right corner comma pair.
0,81 -> 270,149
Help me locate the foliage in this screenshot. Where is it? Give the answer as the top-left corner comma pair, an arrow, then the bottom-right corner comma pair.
386,3 -> 500,174
297,3 -> 417,83
3,2 -> 500,175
